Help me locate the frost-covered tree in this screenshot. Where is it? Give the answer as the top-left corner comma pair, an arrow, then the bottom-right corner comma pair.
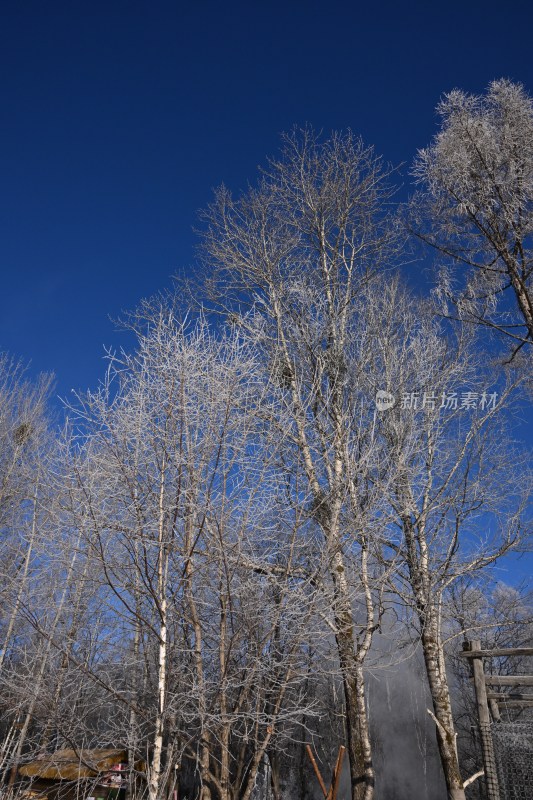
61,310 -> 321,800
412,79 -> 533,361
362,280 -> 531,800
0,356 -> 56,782
199,128 -> 404,800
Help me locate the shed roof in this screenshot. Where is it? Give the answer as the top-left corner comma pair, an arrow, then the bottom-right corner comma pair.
19,749 -> 128,780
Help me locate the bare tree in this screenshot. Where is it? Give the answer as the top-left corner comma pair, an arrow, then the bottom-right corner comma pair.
412,79 -> 533,362
199,128 -> 403,800
0,355 -> 52,526
0,356 -> 56,781
60,311 -> 321,800
0,356 -> 53,629
361,278 -> 531,799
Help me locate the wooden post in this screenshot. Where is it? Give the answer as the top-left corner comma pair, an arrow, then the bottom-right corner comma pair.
305,745 -> 328,799
328,746 -> 345,800
306,745 -> 346,800
488,699 -> 501,722
469,640 -> 500,800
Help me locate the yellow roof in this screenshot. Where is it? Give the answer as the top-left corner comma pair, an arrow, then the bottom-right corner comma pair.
19,749 -> 128,780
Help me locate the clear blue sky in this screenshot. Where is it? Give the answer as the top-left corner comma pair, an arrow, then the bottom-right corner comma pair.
1,0 -> 533,399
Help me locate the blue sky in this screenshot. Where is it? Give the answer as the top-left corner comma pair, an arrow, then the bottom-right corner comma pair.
1,0 -> 533,399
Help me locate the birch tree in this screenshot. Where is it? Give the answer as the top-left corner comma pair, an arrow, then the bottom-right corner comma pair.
200,128 -> 403,800
361,278 -> 531,799
63,310 -> 320,800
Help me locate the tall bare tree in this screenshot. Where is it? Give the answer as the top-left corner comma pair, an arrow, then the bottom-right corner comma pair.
361,278 -> 531,799
200,128 -> 403,800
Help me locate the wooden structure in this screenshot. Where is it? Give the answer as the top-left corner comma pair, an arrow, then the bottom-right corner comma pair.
305,744 -> 345,800
17,748 -> 145,800
460,640 -> 533,800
